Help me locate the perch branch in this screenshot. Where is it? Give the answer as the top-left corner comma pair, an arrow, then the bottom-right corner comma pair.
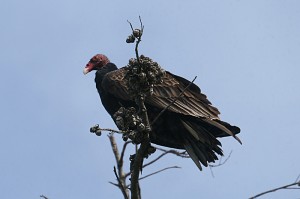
130,140 -> 149,199
128,17 -> 152,199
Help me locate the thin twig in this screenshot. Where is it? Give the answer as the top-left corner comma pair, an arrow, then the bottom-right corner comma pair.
151,76 -> 197,125
127,20 -> 134,32
125,170 -> 131,179
249,180 -> 300,199
209,165 -> 215,178
143,149 -> 187,169
109,181 -> 120,187
139,166 -> 181,181
208,151 -> 233,178
209,151 -> 232,167
124,148 -> 187,179
120,141 -> 132,168
142,152 -> 170,168
114,166 -> 129,199
101,128 -> 125,134
155,147 -> 190,158
126,166 -> 181,189
284,187 -> 300,190
40,195 -> 49,199
134,16 -> 144,66
295,174 -> 300,183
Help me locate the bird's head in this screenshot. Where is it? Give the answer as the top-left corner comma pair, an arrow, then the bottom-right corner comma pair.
83,54 -> 110,75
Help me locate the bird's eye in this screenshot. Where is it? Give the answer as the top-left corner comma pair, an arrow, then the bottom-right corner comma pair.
90,59 -> 97,63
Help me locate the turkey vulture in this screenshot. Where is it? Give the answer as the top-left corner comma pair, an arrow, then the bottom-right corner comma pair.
84,54 -> 241,170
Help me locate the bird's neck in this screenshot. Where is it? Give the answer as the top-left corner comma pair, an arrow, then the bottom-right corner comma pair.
95,63 -> 118,91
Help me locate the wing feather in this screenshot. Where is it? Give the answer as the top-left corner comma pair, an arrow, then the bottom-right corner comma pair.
102,68 -> 221,120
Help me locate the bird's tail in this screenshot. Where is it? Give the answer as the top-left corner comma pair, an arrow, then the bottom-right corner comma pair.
181,119 -> 240,171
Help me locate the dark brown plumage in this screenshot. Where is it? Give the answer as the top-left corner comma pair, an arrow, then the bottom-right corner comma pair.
84,54 -> 241,170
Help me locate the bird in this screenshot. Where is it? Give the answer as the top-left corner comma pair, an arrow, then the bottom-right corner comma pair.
84,54 -> 241,171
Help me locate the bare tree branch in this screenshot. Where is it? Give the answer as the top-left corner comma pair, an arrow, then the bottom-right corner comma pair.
283,187 -> 300,190
109,181 -> 120,187
126,166 -> 181,189
108,135 -> 121,163
135,16 -> 144,66
155,147 -> 190,158
120,141 -> 132,168
40,195 -> 49,199
114,166 -> 129,199
127,20 -> 134,32
143,148 -> 188,169
295,174 -> 300,183
124,147 -> 188,179
138,166 -> 181,181
249,180 -> 300,199
130,142 -> 149,199
142,152 -> 170,169
108,135 -> 130,199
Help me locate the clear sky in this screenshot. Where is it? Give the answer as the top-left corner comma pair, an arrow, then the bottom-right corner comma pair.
1,0 -> 300,198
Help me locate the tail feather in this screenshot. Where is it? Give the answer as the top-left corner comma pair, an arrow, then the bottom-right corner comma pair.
187,137 -> 209,167
204,118 -> 242,144
183,143 -> 203,171
181,119 -> 226,170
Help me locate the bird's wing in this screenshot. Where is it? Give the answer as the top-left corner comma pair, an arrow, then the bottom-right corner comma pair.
148,71 -> 220,119
102,67 -> 241,143
102,67 -> 220,119
101,67 -> 131,100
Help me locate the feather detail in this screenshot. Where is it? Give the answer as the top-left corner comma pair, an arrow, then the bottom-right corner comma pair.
204,119 -> 242,144
183,143 -> 203,171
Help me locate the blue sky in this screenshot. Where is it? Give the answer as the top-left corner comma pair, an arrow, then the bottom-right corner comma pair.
1,0 -> 300,198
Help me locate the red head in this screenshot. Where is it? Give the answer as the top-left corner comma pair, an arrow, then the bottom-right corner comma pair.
83,54 -> 110,75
